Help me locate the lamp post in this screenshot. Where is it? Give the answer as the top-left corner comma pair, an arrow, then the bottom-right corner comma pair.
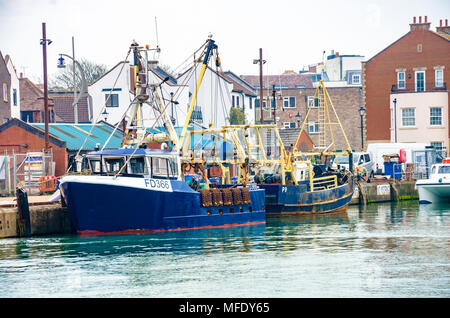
272,84 -> 276,125
40,22 -> 52,152
57,50 -> 87,124
101,109 -> 109,122
359,106 -> 365,150
393,98 -> 397,143
170,92 -> 179,125
253,49 -> 266,124
295,112 -> 301,128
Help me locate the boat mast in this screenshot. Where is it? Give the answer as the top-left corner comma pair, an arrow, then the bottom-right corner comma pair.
178,38 -> 218,150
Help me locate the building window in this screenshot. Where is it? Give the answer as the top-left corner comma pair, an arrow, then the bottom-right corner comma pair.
21,111 -> 34,123
402,108 -> 415,126
307,96 -> 319,108
308,122 -> 319,134
249,98 -> 252,109
417,43 -> 422,53
430,107 -> 442,126
397,72 -> 405,89
352,74 -> 361,84
105,93 -> 119,107
255,98 -> 267,108
12,88 -> 17,106
435,69 -> 444,88
283,122 -> 296,129
415,71 -> 425,92
236,96 -> 240,106
2,83 -> 7,102
283,96 -> 296,108
232,95 -> 235,107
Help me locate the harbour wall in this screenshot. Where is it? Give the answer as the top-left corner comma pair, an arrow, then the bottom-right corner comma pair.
350,180 -> 418,205
0,180 -> 418,238
0,203 -> 73,238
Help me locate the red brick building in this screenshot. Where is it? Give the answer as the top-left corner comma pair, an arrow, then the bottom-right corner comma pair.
0,118 -> 68,177
363,16 -> 450,148
247,86 -> 362,151
19,77 -> 58,123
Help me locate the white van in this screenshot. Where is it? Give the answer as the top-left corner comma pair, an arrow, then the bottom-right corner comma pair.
332,152 -> 375,177
366,143 -> 428,174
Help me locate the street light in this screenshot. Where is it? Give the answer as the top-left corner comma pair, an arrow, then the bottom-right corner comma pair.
393,98 -> 397,143
101,109 -> 109,122
295,112 -> 302,128
170,92 -> 179,125
57,51 -> 87,124
359,106 -> 365,150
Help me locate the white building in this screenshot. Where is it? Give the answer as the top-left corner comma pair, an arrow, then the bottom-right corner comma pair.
390,91 -> 449,154
177,65 -> 233,129
313,50 -> 364,87
5,55 -> 20,119
88,62 -> 188,127
223,71 -> 257,124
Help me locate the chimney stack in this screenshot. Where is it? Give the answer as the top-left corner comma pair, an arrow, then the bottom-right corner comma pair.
411,15 -> 431,31
436,17 -> 450,34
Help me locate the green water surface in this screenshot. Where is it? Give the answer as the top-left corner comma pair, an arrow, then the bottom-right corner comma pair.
0,200 -> 448,298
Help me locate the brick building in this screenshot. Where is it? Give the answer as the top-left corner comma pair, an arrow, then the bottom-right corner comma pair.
0,118 -> 68,177
241,73 -> 363,151
0,51 -> 11,122
19,77 -> 58,123
362,16 -> 450,152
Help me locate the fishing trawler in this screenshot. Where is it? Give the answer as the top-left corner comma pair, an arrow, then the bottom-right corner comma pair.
259,80 -> 355,214
203,80 -> 355,215
59,39 -> 265,235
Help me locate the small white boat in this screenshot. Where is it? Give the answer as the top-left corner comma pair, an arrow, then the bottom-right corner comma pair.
416,159 -> 450,204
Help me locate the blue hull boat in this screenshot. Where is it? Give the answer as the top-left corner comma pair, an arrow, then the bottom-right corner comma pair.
258,181 -> 355,215
60,149 -> 265,236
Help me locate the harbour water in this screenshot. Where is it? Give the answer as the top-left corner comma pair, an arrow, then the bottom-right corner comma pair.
0,200 -> 448,298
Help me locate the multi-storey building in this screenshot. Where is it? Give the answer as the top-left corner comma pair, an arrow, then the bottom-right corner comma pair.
241,73 -> 363,151
363,16 -> 450,154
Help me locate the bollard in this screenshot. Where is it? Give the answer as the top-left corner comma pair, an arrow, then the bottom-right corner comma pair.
16,188 -> 31,236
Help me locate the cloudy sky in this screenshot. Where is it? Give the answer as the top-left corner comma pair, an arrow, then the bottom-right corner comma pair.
0,0 -> 448,83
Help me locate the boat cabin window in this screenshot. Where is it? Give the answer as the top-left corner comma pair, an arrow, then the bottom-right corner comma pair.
438,166 -> 450,174
89,159 -> 101,173
150,156 -> 178,179
128,157 -> 147,175
432,166 -> 436,174
104,157 -> 125,173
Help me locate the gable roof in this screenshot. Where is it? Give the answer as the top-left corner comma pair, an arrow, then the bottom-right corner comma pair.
221,71 -> 257,96
88,61 -> 127,86
0,118 -> 66,148
366,28 -> 450,64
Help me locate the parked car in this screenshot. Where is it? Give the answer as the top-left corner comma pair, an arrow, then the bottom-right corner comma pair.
332,152 -> 375,177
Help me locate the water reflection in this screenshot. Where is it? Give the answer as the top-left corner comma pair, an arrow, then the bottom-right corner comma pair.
0,200 -> 448,297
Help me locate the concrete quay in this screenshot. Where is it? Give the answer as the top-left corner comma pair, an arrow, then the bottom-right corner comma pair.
0,195 -> 73,238
0,180 -> 418,238
350,180 -> 418,205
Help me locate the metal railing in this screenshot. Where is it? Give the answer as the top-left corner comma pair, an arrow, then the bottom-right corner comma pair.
391,82 -> 447,93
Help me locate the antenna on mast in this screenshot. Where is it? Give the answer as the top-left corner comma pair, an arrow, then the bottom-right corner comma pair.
154,17 -> 161,57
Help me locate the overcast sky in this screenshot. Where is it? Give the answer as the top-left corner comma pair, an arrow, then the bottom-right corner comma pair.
0,0 -> 449,83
